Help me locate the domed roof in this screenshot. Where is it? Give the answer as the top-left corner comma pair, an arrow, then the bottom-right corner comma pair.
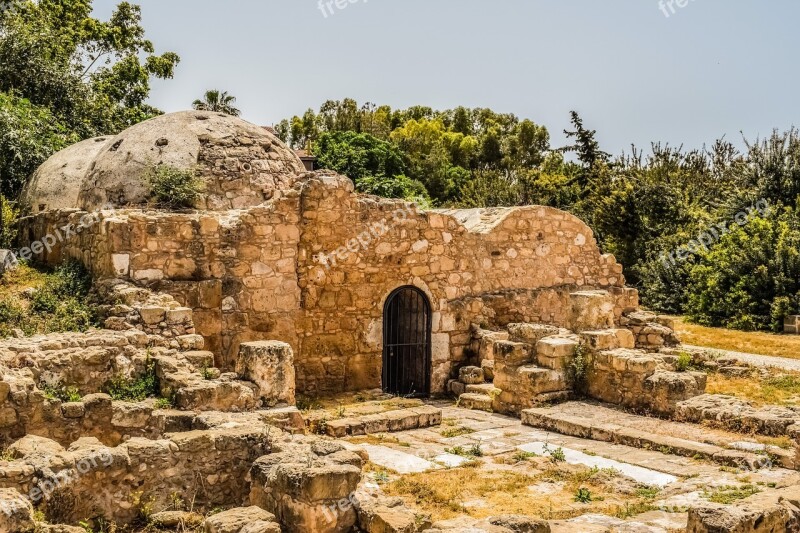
23,111 -> 305,213
21,136 -> 113,212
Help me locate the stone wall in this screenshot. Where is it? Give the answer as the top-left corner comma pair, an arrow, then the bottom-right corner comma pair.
0,426 -> 272,525
17,171 -> 637,395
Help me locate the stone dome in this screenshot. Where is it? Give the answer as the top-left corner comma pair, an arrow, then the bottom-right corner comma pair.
22,111 -> 305,213
21,136 -> 114,213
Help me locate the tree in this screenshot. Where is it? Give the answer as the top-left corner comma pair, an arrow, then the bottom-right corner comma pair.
0,0 -> 180,200
0,0 -> 180,138
562,111 -> 610,169
314,131 -> 406,183
192,90 -> 241,116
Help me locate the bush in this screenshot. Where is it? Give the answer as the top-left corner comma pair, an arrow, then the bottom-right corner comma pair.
675,352 -> 692,372
0,194 -> 17,248
685,207 -> 800,331
147,165 -> 204,209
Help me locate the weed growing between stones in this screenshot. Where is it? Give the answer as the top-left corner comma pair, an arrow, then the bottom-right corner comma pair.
105,354 -> 160,402
42,383 -> 81,403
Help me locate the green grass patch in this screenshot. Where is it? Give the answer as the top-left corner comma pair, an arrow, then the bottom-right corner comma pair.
0,261 -> 99,337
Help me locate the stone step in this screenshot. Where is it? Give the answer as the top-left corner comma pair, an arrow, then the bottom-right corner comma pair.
322,405 -> 442,438
516,366 -> 569,392
535,335 -> 579,370
457,393 -> 493,412
464,383 -> 500,395
521,401 -> 794,470
578,329 -> 635,352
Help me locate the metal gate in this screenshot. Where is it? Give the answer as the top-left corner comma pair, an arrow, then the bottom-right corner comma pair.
382,286 -> 431,397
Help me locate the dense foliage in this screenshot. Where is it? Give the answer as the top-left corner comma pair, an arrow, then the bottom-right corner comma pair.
281,99 -> 800,331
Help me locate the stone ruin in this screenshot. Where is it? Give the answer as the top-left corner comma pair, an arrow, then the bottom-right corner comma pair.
0,111 -> 796,532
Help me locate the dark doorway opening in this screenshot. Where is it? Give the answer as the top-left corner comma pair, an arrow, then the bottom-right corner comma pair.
382,286 -> 431,397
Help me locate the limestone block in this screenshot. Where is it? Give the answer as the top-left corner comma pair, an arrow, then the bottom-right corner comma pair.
355,494 -> 430,533
459,366 -> 484,385
236,341 -> 296,407
251,453 -> 361,533
0,406 -> 18,428
493,341 -> 533,367
579,329 -> 634,352
0,488 -> 34,532
6,435 -> 65,459
481,359 -> 495,381
139,306 -> 166,325
507,323 -> 560,344
448,379 -> 466,397
203,507 -> 280,533
166,307 -> 193,324
567,291 -> 615,332
686,487 -> 800,532
150,511 -> 204,529
535,336 -> 579,370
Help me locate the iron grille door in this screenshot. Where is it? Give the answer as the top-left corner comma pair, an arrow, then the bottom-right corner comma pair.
382,286 -> 431,397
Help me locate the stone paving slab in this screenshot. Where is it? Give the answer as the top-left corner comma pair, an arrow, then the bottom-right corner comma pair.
516,442 -> 678,486
359,444 -> 440,474
521,400 -> 788,469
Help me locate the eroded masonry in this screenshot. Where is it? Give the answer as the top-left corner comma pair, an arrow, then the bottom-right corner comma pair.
0,111 -> 797,532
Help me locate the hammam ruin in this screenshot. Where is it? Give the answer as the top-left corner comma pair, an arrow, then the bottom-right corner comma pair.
0,111 -> 798,532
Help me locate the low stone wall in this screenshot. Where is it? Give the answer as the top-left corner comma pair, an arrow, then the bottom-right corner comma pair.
586,349 -> 706,415
250,439 -> 363,533
0,426 -> 273,525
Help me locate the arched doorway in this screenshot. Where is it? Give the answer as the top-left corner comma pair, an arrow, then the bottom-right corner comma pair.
382,286 -> 431,397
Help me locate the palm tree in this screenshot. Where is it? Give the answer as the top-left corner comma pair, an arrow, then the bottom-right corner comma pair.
192,90 -> 241,116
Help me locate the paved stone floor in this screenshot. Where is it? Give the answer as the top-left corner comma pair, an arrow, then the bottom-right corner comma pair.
345,401 -> 800,532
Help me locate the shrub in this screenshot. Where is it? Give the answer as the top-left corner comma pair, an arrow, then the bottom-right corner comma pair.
675,352 -> 692,372
0,195 -> 17,249
146,165 -> 204,209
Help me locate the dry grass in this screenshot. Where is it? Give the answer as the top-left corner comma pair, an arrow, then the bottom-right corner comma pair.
672,316 -> 800,359
379,456 -> 655,522
706,372 -> 800,407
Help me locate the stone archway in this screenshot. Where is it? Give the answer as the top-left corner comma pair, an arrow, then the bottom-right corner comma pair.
382,286 -> 432,397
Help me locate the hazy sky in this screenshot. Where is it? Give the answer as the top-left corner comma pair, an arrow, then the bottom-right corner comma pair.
93,0 -> 799,155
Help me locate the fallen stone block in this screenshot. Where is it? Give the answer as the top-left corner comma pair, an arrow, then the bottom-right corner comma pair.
236,341 -> 296,407
203,506 -> 281,533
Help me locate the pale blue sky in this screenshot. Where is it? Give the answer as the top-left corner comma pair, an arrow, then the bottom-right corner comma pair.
93,0 -> 799,155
